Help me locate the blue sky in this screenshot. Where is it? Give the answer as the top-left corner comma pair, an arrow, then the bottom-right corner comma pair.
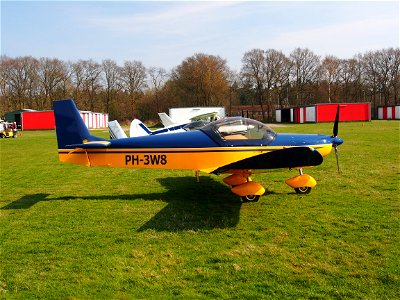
1,1 -> 399,71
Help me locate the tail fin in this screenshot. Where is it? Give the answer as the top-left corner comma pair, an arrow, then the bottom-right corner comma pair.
53,99 -> 104,149
130,119 -> 152,137
158,112 -> 176,127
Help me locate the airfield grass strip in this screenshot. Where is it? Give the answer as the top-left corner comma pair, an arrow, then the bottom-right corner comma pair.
0,121 -> 399,299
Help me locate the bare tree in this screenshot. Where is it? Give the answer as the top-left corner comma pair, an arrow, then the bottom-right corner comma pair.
0,56 -> 13,115
81,59 -> 102,111
37,57 -> 69,109
388,48 -> 400,104
289,48 -> 320,105
120,60 -> 147,117
372,48 -> 400,105
241,49 -> 266,118
363,51 -> 381,107
101,59 -> 121,113
226,69 -> 240,116
69,60 -> 85,106
264,49 -> 291,119
2,56 -> 39,110
273,52 -> 292,108
148,66 -> 169,113
320,55 -> 341,103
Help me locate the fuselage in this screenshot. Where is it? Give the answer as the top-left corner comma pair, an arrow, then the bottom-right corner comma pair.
58,117 -> 342,173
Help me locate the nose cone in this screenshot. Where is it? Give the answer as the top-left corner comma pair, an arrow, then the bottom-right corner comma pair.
332,136 -> 343,146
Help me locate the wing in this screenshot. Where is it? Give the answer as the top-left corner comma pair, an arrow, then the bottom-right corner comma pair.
212,147 -> 323,174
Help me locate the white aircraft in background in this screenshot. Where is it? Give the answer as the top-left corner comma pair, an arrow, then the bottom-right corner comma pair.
109,112 -> 219,138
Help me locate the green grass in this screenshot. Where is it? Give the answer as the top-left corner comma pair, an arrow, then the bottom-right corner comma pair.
0,121 -> 399,299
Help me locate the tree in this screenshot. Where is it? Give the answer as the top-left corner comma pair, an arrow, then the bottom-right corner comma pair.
264,49 -> 291,118
81,59 -> 102,111
37,57 -> 69,109
289,48 -> 320,105
388,48 -> 400,104
172,53 -> 230,107
101,59 -> 121,114
69,60 -> 85,106
320,55 -> 341,103
0,56 -> 13,115
2,56 -> 39,110
120,60 -> 147,117
148,66 -> 169,113
240,49 -> 266,117
240,49 -> 291,120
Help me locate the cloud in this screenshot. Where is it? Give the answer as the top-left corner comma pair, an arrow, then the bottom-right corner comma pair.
266,14 -> 399,57
86,1 -> 239,36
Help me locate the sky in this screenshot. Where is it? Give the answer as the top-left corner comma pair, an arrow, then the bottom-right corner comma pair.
1,0 -> 399,71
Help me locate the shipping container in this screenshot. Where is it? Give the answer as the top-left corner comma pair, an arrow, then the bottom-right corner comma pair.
5,109 -> 108,130
276,103 -> 371,123
377,105 -> 400,120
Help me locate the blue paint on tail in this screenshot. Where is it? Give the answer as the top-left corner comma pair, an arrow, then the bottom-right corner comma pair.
53,99 -> 106,149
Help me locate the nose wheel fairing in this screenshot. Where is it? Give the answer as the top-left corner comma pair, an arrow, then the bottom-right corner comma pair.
223,172 -> 265,202
285,173 -> 317,191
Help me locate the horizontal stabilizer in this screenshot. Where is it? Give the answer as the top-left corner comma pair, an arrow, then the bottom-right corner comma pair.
66,141 -> 111,149
212,147 -> 323,174
158,112 -> 176,127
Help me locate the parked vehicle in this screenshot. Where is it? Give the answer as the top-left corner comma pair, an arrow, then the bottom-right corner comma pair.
0,120 -> 18,138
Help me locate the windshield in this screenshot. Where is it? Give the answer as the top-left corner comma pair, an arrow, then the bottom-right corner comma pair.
202,117 -> 276,143
182,120 -> 210,131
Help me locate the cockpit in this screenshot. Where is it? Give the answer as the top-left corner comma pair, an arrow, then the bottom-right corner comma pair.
201,117 -> 276,144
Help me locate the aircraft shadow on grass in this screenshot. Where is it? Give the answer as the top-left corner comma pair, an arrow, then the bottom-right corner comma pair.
1,193 -> 51,210
1,176 -> 250,232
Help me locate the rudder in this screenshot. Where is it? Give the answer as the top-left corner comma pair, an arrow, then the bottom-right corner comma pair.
130,119 -> 152,137
53,99 -> 91,149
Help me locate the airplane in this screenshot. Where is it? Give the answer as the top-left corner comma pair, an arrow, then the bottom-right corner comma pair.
108,118 -> 210,139
108,112 -> 218,139
129,119 -> 203,137
54,99 -> 343,202
158,110 -> 221,127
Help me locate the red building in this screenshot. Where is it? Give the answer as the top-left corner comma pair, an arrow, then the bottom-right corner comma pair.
21,111 -> 55,130
276,103 -> 371,123
5,110 -> 108,130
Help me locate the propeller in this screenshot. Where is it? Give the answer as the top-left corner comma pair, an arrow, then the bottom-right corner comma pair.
332,105 -> 342,172
333,105 -> 340,138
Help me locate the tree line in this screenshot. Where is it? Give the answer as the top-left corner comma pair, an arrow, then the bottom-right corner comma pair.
1,47 -> 399,122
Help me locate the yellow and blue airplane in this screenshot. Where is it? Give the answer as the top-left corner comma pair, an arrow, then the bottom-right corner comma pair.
54,99 -> 343,202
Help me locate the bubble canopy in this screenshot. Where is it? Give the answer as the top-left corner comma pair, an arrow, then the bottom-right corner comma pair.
201,117 -> 277,145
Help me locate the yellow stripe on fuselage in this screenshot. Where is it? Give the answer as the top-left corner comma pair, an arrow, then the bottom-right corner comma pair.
58,144 -> 332,173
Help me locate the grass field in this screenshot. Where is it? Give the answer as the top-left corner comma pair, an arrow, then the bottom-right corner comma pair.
0,121 -> 399,299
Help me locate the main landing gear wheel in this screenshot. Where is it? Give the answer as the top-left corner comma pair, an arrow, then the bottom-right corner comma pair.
241,195 -> 260,202
294,187 -> 312,194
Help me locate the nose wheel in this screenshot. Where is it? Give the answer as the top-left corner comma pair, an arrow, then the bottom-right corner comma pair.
294,186 -> 312,194
241,195 -> 260,202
